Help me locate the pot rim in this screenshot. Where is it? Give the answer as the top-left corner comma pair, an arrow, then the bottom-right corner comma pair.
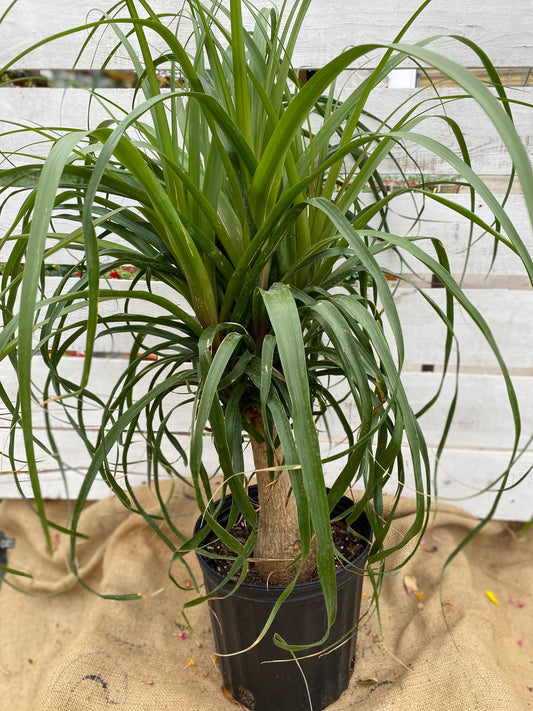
194,485 -> 372,595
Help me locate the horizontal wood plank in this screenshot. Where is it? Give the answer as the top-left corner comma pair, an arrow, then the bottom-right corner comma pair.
391,286 -> 533,370
372,193 -> 533,279
1,86 -> 531,177
0,277 -> 530,381
0,0 -> 531,69
65,281 -> 533,372
1,431 -> 531,521
2,359 -> 531,519
361,88 -> 533,178
2,192 -> 531,280
405,372 -> 533,452
2,356 -> 532,451
2,277 -> 529,370
323,371 -> 533,452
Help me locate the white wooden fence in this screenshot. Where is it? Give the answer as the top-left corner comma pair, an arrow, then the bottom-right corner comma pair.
0,0 -> 532,521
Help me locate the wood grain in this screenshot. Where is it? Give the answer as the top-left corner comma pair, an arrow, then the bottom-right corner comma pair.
1,421 -> 531,521
0,0 -> 531,69
1,86 -> 531,176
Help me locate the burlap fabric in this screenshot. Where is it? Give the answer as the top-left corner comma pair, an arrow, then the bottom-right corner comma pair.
0,482 -> 531,710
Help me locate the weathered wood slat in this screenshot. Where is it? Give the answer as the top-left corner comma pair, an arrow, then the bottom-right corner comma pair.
392,286 -> 533,370
2,357 -> 531,518
0,274 -> 530,376
406,372 -> 533,451
372,193 -> 533,278
2,357 -> 532,450
363,88 -> 533,177
0,0 -> 531,70
1,86 -> 532,177
2,192 -> 531,279
1,87 -> 530,263
0,277 -> 531,368
323,441 -> 533,521
325,371 -> 533,451
1,431 -> 531,521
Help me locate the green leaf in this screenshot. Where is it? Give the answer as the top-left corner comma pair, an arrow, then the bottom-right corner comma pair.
261,283 -> 337,629
17,130 -> 89,551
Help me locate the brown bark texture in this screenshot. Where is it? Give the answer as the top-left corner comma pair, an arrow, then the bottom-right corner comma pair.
247,409 -> 317,585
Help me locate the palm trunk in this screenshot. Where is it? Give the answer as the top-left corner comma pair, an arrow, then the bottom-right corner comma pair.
247,409 -> 317,585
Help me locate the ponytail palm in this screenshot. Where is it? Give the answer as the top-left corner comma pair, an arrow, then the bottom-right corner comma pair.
1,0 -> 532,642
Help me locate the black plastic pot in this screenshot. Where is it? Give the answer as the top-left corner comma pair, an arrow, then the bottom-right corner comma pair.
195,486 -> 372,711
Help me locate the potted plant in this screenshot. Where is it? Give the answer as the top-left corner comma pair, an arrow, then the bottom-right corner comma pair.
0,0 -> 532,709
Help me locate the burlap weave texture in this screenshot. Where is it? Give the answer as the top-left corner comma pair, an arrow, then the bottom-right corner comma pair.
0,482 -> 531,710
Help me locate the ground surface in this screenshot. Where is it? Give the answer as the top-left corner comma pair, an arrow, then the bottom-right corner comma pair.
0,481 -> 532,710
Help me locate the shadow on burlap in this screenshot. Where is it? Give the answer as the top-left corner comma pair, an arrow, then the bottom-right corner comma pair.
0,481 -> 532,710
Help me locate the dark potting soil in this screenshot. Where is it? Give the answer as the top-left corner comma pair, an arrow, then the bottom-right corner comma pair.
203,518 -> 365,586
